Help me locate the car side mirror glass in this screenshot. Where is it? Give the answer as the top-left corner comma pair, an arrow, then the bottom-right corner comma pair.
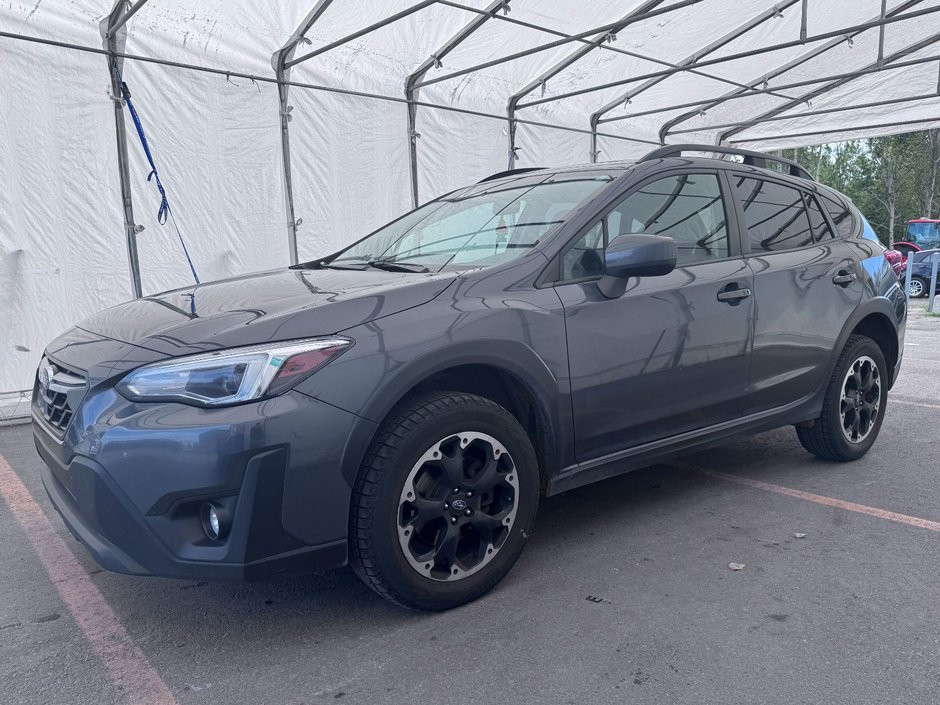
597,234 -> 678,298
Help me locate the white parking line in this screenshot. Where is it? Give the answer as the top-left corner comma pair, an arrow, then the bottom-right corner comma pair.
892,398 -> 940,411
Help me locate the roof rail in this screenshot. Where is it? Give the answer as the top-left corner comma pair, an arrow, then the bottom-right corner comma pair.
478,167 -> 545,183
641,144 -> 814,181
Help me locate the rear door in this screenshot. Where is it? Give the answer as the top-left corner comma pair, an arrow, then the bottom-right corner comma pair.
729,174 -> 864,414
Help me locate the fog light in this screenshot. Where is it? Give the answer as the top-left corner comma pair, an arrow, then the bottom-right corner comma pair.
200,502 -> 230,540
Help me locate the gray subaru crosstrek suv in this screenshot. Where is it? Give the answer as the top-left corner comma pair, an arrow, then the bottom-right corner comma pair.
33,145 -> 905,610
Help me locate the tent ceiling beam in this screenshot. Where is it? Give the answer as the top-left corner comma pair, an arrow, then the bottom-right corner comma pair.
285,0 -> 437,69
667,92 -> 940,135
718,30 -> 940,142
516,2 -> 940,110
506,0 -> 670,169
727,116 -> 940,144
0,30 -> 659,146
658,0 -> 926,142
588,0 -> 803,162
405,0 -> 504,207
599,52 -> 940,125
412,0 -> 704,91
103,0 -> 150,39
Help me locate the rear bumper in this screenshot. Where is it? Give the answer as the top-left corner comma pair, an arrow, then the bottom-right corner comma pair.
33,388 -> 368,581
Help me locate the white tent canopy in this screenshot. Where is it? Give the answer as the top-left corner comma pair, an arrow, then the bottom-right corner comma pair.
2,0 -> 940,407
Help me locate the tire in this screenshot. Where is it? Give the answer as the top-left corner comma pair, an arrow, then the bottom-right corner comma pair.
796,334 -> 887,462
349,391 -> 539,610
909,276 -> 927,298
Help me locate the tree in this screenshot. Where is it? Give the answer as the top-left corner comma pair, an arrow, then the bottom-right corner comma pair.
921,129 -> 940,219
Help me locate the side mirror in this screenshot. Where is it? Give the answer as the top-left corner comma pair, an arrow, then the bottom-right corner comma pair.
597,234 -> 677,298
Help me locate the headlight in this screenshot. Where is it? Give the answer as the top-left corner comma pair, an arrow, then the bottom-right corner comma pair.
116,337 -> 352,407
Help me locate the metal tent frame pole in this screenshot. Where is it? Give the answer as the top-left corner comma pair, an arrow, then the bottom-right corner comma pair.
1,28 -> 659,147
718,31 -> 940,143
273,0 -> 335,266
405,0 -> 504,208
100,0 -> 150,299
515,2 -> 939,110
727,116 -> 940,145
588,0 -> 801,159
596,53 -> 940,126
414,0 -> 703,92
506,0 -> 670,168
658,0 -> 927,143
667,92 -> 940,135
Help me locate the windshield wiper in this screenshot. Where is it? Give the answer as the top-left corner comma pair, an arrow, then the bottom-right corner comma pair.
367,259 -> 430,273
319,262 -> 369,270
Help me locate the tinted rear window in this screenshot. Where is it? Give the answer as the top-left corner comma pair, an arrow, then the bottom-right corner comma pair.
733,177 -> 813,252
805,194 -> 835,242
819,194 -> 856,238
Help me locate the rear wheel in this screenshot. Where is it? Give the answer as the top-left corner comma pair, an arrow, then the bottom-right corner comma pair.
909,276 -> 927,298
796,335 -> 887,461
349,392 -> 539,610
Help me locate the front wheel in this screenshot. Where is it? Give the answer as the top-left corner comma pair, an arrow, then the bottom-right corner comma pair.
349,392 -> 539,610
796,334 -> 887,461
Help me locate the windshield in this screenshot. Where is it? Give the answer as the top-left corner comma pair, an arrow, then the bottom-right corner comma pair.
906,221 -> 940,248
328,173 -> 615,272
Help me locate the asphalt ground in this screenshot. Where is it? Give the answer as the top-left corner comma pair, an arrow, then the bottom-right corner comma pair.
1,307 -> 939,705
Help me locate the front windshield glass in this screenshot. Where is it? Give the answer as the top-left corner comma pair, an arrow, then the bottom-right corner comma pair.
329,173 -> 615,272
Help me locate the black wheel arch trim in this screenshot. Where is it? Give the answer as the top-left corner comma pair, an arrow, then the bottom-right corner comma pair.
824,295 -> 904,394
335,339 -> 565,488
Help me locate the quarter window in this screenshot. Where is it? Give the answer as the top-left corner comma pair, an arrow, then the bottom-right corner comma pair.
819,193 -> 856,238
733,177 -> 813,252
804,194 -> 835,243
560,222 -> 605,281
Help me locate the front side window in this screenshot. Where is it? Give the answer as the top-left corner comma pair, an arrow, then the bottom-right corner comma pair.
329,174 -> 613,272
557,173 -> 730,282
607,173 -> 730,266
734,177 -> 812,252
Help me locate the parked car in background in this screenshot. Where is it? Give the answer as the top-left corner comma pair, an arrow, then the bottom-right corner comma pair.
33,144 -> 905,610
904,248 -> 940,298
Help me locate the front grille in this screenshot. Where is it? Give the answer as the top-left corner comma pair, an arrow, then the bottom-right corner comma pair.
34,357 -> 86,434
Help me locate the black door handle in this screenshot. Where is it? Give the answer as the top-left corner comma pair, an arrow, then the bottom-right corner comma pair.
717,284 -> 752,304
832,270 -> 857,287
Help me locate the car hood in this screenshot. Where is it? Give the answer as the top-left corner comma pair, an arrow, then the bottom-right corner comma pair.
75,267 -> 458,357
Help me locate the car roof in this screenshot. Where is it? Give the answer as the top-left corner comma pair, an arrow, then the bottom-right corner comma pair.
480,154 -> 818,190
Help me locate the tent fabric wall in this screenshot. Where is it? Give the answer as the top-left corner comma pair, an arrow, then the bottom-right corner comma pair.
3,0 -> 940,410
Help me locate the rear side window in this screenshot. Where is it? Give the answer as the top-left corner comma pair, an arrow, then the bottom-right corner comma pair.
733,177 -> 812,252
804,195 -> 835,242
819,194 -> 857,238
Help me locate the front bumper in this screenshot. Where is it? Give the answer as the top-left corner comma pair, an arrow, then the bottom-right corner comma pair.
33,386 -> 369,581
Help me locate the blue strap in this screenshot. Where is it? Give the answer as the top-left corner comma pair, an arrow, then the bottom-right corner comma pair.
111,61 -> 200,285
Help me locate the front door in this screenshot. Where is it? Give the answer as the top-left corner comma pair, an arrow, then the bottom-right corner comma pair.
555,171 -> 754,462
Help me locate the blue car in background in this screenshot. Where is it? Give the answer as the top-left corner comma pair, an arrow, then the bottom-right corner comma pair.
904,249 -> 940,298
